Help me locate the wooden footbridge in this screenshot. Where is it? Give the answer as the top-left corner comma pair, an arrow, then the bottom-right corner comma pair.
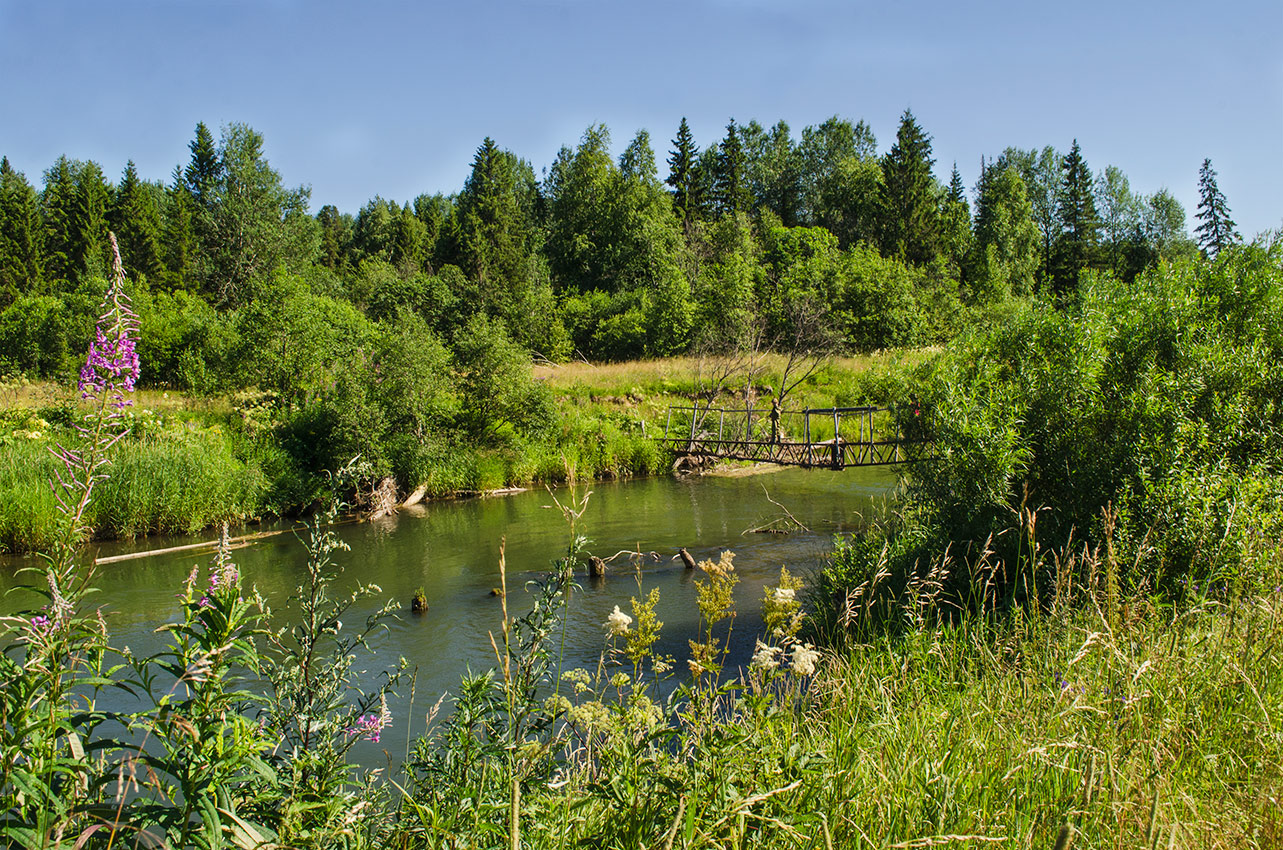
660,404 -> 923,470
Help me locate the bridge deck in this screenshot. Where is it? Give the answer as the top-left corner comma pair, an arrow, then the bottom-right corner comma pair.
660,405 -> 921,470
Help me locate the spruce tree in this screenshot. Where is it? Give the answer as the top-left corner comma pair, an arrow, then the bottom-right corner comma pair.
110,160 -> 163,281
712,119 -> 750,217
317,204 -> 348,271
1194,158 -> 1239,259
1051,139 -> 1100,295
71,160 -> 111,278
0,157 -> 45,305
40,156 -> 78,283
185,122 -> 220,210
667,119 -> 708,228
939,163 -> 972,275
162,166 -> 194,291
878,109 -> 940,266
455,137 -> 533,313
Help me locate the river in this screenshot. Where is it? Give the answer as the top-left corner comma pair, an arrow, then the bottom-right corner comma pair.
2,465 -> 895,760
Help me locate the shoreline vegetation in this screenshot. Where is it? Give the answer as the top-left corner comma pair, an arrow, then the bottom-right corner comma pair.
0,350 -> 915,556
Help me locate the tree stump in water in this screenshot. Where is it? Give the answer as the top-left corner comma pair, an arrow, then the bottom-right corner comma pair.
588,556 -> 607,578
411,589 -> 428,613
679,547 -> 697,570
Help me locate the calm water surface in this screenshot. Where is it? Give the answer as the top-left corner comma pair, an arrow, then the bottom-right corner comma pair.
2,466 -> 895,759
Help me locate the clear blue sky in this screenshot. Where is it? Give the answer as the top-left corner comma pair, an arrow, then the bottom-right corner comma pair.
2,0 -> 1280,237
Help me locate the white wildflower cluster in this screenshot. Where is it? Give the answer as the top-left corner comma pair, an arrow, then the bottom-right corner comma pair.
604,605 -> 633,636
770,587 -> 796,604
762,567 -> 806,641
750,639 -> 821,678
790,642 -> 820,677
562,668 -> 593,695
749,640 -> 784,672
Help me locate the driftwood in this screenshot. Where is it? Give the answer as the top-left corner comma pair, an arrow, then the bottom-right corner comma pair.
588,556 -> 607,577
400,483 -> 429,508
94,530 -> 283,565
93,517 -> 364,566
679,547 -> 697,570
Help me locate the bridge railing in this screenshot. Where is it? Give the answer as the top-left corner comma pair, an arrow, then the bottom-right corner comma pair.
661,404 -> 911,465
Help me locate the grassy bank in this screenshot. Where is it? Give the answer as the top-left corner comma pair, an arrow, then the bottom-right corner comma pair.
461,550 -> 1282,848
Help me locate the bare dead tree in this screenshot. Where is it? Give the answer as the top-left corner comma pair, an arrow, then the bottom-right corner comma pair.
771,293 -> 843,409
690,315 -> 770,433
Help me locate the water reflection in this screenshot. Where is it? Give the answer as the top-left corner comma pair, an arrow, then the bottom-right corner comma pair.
2,467 -> 896,759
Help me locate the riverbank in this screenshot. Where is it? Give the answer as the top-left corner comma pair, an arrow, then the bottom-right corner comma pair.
0,349 -> 921,554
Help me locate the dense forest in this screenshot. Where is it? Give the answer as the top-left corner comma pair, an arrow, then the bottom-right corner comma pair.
1,111 -> 1239,378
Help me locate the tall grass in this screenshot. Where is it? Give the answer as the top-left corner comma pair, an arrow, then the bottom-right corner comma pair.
0,430 -> 266,553
389,537 -> 1282,849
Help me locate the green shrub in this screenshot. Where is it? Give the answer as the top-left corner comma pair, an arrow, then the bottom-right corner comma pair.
822,241 -> 1283,608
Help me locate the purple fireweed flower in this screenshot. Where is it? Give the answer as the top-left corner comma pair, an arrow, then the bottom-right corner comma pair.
345,696 -> 392,744
180,565 -> 200,600
78,235 -> 140,406
345,714 -> 387,744
203,525 -> 240,604
207,564 -> 240,596
48,234 -> 141,546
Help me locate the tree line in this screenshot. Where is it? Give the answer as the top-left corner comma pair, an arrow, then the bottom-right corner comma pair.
0,111 -> 1244,377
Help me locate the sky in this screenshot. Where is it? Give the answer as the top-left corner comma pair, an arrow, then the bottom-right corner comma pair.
1,0 -> 1280,237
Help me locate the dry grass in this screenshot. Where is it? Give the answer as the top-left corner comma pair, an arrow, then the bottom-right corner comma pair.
0,377 -> 214,416
532,350 -> 929,391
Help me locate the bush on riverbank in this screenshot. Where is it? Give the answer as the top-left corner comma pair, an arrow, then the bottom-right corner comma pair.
820,240 -> 1283,612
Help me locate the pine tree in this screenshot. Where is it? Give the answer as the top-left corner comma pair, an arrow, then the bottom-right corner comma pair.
879,109 -> 940,266
1194,158 -> 1239,259
712,119 -> 750,217
0,157 -> 45,306
1051,139 -> 1100,295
